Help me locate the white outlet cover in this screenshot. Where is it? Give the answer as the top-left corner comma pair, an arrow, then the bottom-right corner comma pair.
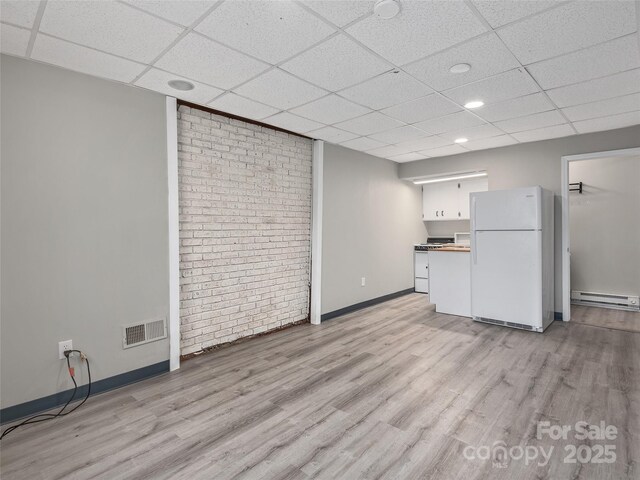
58,339 -> 73,359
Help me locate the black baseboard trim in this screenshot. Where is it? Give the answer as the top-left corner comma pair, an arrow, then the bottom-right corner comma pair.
0,360 -> 170,425
321,288 -> 415,322
554,311 -> 563,321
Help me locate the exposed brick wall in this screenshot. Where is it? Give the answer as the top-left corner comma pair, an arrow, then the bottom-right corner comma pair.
177,106 -> 312,355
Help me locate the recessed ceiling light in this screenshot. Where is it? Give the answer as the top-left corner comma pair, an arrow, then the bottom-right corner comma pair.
374,0 -> 401,19
464,100 -> 484,109
168,79 -> 195,91
450,63 -> 471,74
454,137 -> 468,144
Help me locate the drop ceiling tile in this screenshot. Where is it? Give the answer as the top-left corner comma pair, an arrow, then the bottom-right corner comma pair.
0,0 -> 40,28
123,0 -> 215,27
562,93 -> 640,122
234,68 -> 326,110
367,145 -> 410,159
380,94 -> 461,124
497,1 -> 636,66
135,68 -> 223,105
31,34 -> 147,83
418,144 -> 469,157
345,0 -> 487,65
263,111 -> 325,134
339,70 -> 432,110
464,135 -> 518,150
572,111 -> 640,134
414,111 -> 486,135
303,1 -> 374,27
511,124 -> 575,143
404,34 -> 519,91
368,125 -> 430,144
39,1 -> 183,63
156,33 -> 270,90
470,0 -> 560,28
281,34 -> 389,91
334,111 -> 404,136
494,110 -> 565,134
196,1 -> 334,64
208,93 -> 280,121
440,123 -> 503,142
389,153 -> 428,163
527,35 -> 640,90
475,92 -> 555,122
339,136 -> 386,151
0,24 -> 30,56
394,135 -> 453,152
290,94 -> 370,125
307,126 -> 359,143
443,68 -> 539,106
546,69 -> 640,108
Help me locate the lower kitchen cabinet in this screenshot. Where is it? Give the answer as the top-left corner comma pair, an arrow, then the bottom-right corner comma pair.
428,251 -> 471,317
414,252 -> 429,296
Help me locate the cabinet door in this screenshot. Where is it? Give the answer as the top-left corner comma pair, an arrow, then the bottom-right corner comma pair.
439,182 -> 459,220
414,252 -> 429,279
423,182 -> 458,220
422,183 -> 442,220
457,177 -> 488,219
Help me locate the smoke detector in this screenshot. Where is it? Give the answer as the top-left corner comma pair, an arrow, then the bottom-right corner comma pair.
374,0 -> 401,19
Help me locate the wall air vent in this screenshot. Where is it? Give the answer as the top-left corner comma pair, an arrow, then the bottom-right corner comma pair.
122,318 -> 167,349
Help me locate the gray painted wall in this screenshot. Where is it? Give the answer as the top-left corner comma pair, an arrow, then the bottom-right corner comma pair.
569,155 -> 640,296
321,143 -> 427,314
399,125 -> 640,312
1,55 -> 170,409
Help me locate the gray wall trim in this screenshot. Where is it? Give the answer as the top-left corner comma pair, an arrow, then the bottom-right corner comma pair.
0,361 -> 169,425
321,288 -> 415,322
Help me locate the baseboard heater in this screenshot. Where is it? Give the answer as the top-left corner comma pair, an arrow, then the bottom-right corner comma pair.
571,290 -> 640,311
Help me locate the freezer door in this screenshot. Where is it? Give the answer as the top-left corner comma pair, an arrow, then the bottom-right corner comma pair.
471,186 -> 541,231
471,230 -> 542,328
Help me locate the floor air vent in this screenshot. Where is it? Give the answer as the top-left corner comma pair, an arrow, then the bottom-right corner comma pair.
123,318 -> 167,349
571,291 -> 640,311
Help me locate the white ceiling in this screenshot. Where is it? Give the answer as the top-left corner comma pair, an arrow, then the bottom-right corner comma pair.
1,0 -> 639,163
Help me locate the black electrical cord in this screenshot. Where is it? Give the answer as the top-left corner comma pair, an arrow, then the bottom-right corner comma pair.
0,349 -> 91,440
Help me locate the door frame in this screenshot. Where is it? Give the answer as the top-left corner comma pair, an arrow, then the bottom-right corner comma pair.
560,147 -> 640,321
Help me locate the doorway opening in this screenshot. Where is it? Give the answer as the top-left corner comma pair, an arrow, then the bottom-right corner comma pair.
561,147 -> 640,330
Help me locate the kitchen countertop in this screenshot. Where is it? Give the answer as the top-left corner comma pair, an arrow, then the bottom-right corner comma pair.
433,246 -> 470,252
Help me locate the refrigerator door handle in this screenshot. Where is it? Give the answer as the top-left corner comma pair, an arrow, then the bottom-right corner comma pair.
473,232 -> 478,264
471,196 -> 477,264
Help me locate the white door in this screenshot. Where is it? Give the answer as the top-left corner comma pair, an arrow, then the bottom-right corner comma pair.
471,186 -> 541,231
471,230 -> 542,327
458,177 -> 488,219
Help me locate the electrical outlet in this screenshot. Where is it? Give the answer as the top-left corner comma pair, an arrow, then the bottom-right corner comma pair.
58,340 -> 72,360
361,277 -> 366,287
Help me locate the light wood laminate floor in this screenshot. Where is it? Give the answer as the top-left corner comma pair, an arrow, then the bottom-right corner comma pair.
1,294 -> 638,480
571,304 -> 640,333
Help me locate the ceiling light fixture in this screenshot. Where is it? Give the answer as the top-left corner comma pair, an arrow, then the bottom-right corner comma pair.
373,0 -> 401,19
413,172 -> 487,185
168,79 -> 195,91
464,100 -> 484,109
454,137 -> 468,143
449,63 -> 471,74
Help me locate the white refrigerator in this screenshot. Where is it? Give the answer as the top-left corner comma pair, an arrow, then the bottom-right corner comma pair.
470,186 -> 555,332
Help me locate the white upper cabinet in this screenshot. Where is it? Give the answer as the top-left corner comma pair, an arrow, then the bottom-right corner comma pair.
422,176 -> 488,221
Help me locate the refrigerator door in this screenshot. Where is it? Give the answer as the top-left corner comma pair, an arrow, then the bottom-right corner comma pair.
471,230 -> 542,328
471,186 -> 541,231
